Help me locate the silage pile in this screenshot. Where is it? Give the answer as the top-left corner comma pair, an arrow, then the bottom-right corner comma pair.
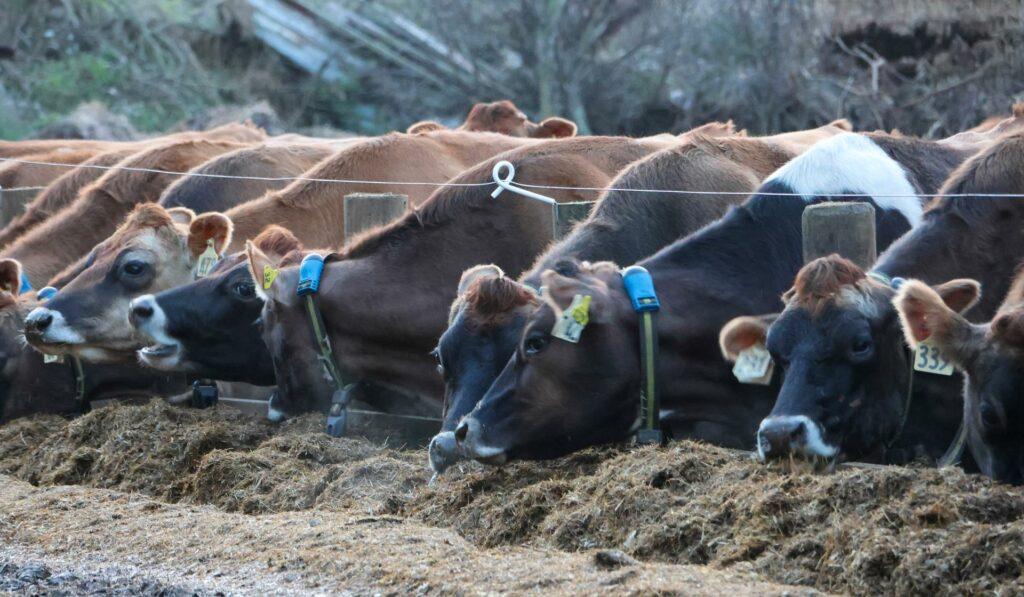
2,403 -> 1024,595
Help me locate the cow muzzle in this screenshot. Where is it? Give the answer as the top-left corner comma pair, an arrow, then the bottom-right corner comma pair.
130,295 -> 182,368
454,417 -> 507,465
756,415 -> 838,461
24,307 -> 84,348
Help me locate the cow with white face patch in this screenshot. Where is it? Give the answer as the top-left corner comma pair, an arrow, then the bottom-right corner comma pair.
23,204 -> 232,363
723,125 -> 1024,469
896,269 -> 1024,484
722,256 -> 980,464
458,130 -> 974,465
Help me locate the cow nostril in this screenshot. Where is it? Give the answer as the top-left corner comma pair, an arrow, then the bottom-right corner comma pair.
31,312 -> 53,332
790,421 -> 807,443
132,304 -> 154,320
454,420 -> 470,443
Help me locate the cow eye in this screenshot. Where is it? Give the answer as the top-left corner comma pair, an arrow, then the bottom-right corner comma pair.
430,348 -> 445,377
234,282 -> 255,298
980,400 -> 1004,431
524,334 -> 549,356
122,260 -> 147,277
850,337 -> 874,360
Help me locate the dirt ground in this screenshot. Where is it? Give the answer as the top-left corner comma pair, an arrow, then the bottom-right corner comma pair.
1,401 -> 1023,595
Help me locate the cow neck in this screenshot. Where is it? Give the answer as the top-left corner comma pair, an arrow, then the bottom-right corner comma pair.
874,208 -> 1017,321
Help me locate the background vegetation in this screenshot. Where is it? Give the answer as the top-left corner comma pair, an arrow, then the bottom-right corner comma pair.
1,0 -> 1021,139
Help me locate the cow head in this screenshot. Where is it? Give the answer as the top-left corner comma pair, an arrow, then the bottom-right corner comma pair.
0,260 -> 83,422
428,264 -> 540,472
23,204 -> 232,363
130,226 -> 303,384
455,260 -> 641,463
246,242 -> 329,420
895,279 -> 1023,483
725,255 -> 979,464
409,100 -> 577,139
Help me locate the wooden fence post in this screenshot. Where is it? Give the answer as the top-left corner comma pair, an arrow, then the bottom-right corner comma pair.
344,193 -> 408,241
802,202 -> 877,268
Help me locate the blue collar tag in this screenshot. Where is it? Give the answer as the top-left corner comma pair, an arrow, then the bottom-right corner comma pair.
19,272 -> 32,294
296,254 -> 325,296
621,266 -> 660,313
37,286 -> 58,301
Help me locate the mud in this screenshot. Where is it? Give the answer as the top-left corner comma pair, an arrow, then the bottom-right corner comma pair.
2,402 -> 1023,595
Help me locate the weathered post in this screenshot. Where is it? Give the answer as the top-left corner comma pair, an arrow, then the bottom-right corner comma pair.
554,201 -> 594,239
802,202 -> 877,268
343,193 -> 408,241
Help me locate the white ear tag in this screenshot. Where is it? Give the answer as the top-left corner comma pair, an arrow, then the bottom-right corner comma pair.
551,294 -> 591,343
913,338 -> 955,376
194,239 -> 219,279
733,343 -> 774,385
43,353 -> 64,364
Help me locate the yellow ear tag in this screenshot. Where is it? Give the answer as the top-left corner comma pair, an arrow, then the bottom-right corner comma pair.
194,239 -> 219,279
551,294 -> 591,343
733,343 -> 774,385
913,338 -> 955,376
263,264 -> 279,290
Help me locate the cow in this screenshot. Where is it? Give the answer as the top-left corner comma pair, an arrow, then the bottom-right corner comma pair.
718,126 -> 1024,467
223,129 -> 571,251
0,123 -> 268,248
0,147 -> 103,197
0,259 -> 183,423
428,120 -> 851,472
406,100 -> 577,139
895,268 -> 1024,484
453,129 -> 978,464
22,204 -> 233,363
0,138 -> 135,159
246,133 -> 680,420
128,225 -> 305,384
2,128 -> 263,287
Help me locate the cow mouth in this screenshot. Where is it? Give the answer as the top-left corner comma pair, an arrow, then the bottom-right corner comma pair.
139,343 -> 181,367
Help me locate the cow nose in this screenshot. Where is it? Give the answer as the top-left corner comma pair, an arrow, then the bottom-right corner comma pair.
757,417 -> 809,459
454,420 -> 470,443
131,303 -> 154,321
26,309 -> 53,332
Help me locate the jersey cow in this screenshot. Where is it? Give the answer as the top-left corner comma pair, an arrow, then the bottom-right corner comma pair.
247,134 -> 679,420
895,265 -> 1024,484
429,120 -> 850,472
2,126 -> 263,287
454,130 -> 976,464
224,129 -> 566,251
23,204 -> 233,363
406,100 -> 577,139
719,126 -> 1024,467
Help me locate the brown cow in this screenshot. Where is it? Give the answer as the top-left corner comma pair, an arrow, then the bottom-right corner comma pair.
0,138 -> 135,159
895,270 -> 1024,483
2,134 -> 262,287
406,100 -> 577,139
246,133 -> 679,418
225,130 -> 556,251
0,123 -> 268,249
0,147 -> 102,193
23,203 -> 232,363
0,259 -> 184,423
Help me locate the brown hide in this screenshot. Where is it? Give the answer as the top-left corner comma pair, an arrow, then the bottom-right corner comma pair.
3,138 -> 258,286
225,131 -> 541,251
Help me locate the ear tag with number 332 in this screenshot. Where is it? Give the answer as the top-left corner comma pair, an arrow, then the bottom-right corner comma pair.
914,338 -> 955,376
194,239 -> 219,279
551,294 -> 591,343
733,343 -> 774,385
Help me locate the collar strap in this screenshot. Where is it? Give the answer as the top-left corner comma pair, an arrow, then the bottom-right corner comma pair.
621,266 -> 663,445
296,254 -> 346,391
71,356 -> 86,402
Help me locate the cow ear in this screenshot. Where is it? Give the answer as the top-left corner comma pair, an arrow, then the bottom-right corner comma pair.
407,120 -> 446,134
246,241 -> 283,302
188,212 -> 233,258
539,268 -> 614,324
166,207 -> 196,225
0,259 -> 23,296
719,314 -> 777,361
533,117 -> 577,139
992,310 -> 1024,348
936,279 -> 981,314
457,264 -> 504,295
253,225 -> 302,259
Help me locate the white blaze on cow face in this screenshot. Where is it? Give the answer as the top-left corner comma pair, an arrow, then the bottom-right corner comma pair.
765,132 -> 923,226
756,414 -> 839,461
